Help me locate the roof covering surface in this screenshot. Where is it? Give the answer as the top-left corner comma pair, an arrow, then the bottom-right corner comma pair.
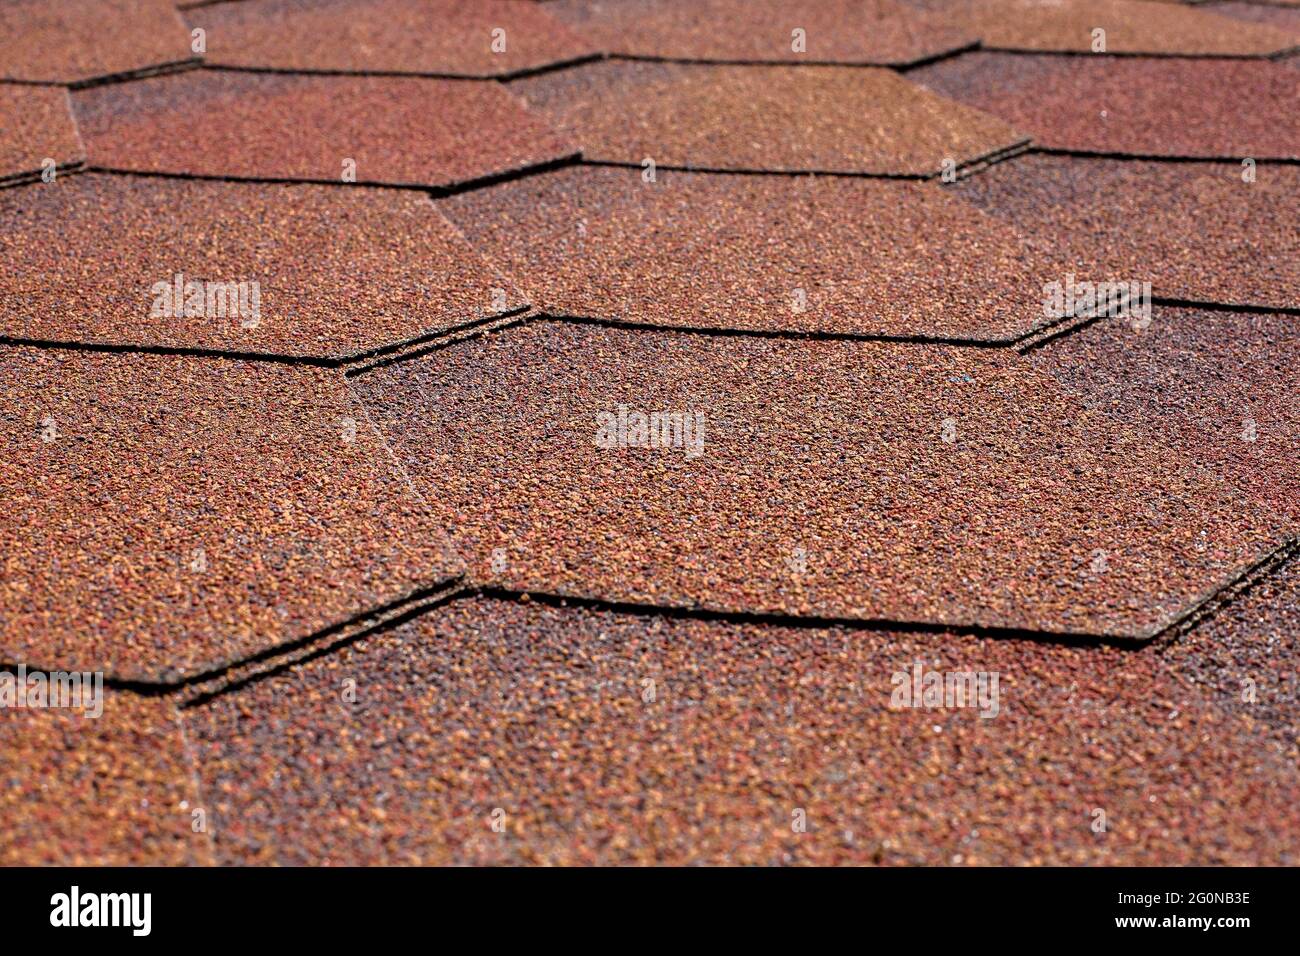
1,0 -> 1296,867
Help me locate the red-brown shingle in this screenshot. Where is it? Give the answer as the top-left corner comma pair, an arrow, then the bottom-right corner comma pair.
0,0 -> 195,85
0,348 -> 462,682
1,694 -> 205,865
912,52 -> 1300,158
0,173 -> 527,360
947,0 -> 1296,55
440,165 -> 1077,341
550,0 -> 976,66
0,85 -> 84,185
1158,549 -> 1300,747
194,0 -> 598,78
1205,1 -> 1300,39
512,60 -> 1026,176
184,595 -> 1300,864
351,321 -> 1283,639
1028,308 -> 1300,527
951,154 -> 1299,311
73,70 -> 578,188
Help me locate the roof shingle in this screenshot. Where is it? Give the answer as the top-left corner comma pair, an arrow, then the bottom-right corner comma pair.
512,59 -> 1026,176
193,0 -> 599,78
944,0 -> 1296,56
912,52 -> 1300,158
4,0 -> 1298,870
0,173 -> 527,360
549,0 -> 976,66
351,321 -> 1284,639
0,0 -> 195,85
183,595 -> 1300,864
0,85 -> 84,186
73,70 -> 579,188
1028,308 -> 1300,527
0,348 -> 461,682
951,154 -> 1299,311
1,693 -> 203,865
439,165 -> 1077,341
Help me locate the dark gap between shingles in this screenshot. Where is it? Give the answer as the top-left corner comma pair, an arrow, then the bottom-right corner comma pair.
201,53 -> 606,83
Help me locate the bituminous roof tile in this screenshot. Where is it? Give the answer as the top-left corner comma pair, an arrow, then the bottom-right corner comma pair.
911,52 -> 1300,158
0,348 -> 462,682
944,0 -> 1296,55
1028,308 -> 1300,528
1157,550 -> 1300,748
549,0 -> 976,66
0,0 -> 195,85
350,321 -> 1284,639
0,173 -> 528,360
439,165 -> 1079,342
511,59 -> 1026,176
950,154 -> 1299,311
1,693 -> 205,865
183,595 -> 1300,865
72,70 -> 578,188
1207,0 -> 1300,35
0,85 -> 85,185
193,0 -> 599,78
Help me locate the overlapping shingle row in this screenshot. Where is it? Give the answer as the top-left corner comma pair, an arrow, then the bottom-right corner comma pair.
912,53 -> 1299,158
2,0 -> 1296,866
0,174 -> 527,359
349,320 -> 1285,638
11,587 -> 1297,865
0,348 -> 462,682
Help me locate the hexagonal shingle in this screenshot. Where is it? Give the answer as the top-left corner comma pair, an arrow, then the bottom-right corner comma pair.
0,0 -> 195,85
1,693 -> 203,865
1028,308 -> 1300,528
439,165 -> 1079,342
193,0 -> 599,78
512,59 -> 1026,176
946,0 -> 1296,56
912,53 -> 1300,159
0,174 -> 527,361
351,321 -> 1284,640
549,0 -> 976,66
73,70 -> 579,188
184,595 -> 1300,864
950,155 -> 1300,312
0,85 -> 84,186
0,348 -> 462,682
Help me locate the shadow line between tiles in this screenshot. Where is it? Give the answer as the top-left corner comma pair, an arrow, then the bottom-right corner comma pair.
0,576 -> 465,697
20,534 -> 1298,707
202,54 -> 606,83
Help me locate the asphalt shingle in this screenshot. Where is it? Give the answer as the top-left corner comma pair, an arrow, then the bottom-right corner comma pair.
184,595 -> 1300,865
193,0 -> 599,78
0,85 -> 84,186
1028,308 -> 1300,527
1159,550 -> 1300,747
351,321 -> 1283,639
512,60 -> 1026,176
73,70 -> 579,188
0,173 -> 528,360
0,693 -> 204,865
1205,1 -> 1300,38
950,154 -> 1299,311
440,165 -> 1077,341
549,0 -> 976,66
4,0 -> 1298,870
912,53 -> 1300,158
944,0 -> 1296,55
0,348 -> 461,682
0,0 -> 195,85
